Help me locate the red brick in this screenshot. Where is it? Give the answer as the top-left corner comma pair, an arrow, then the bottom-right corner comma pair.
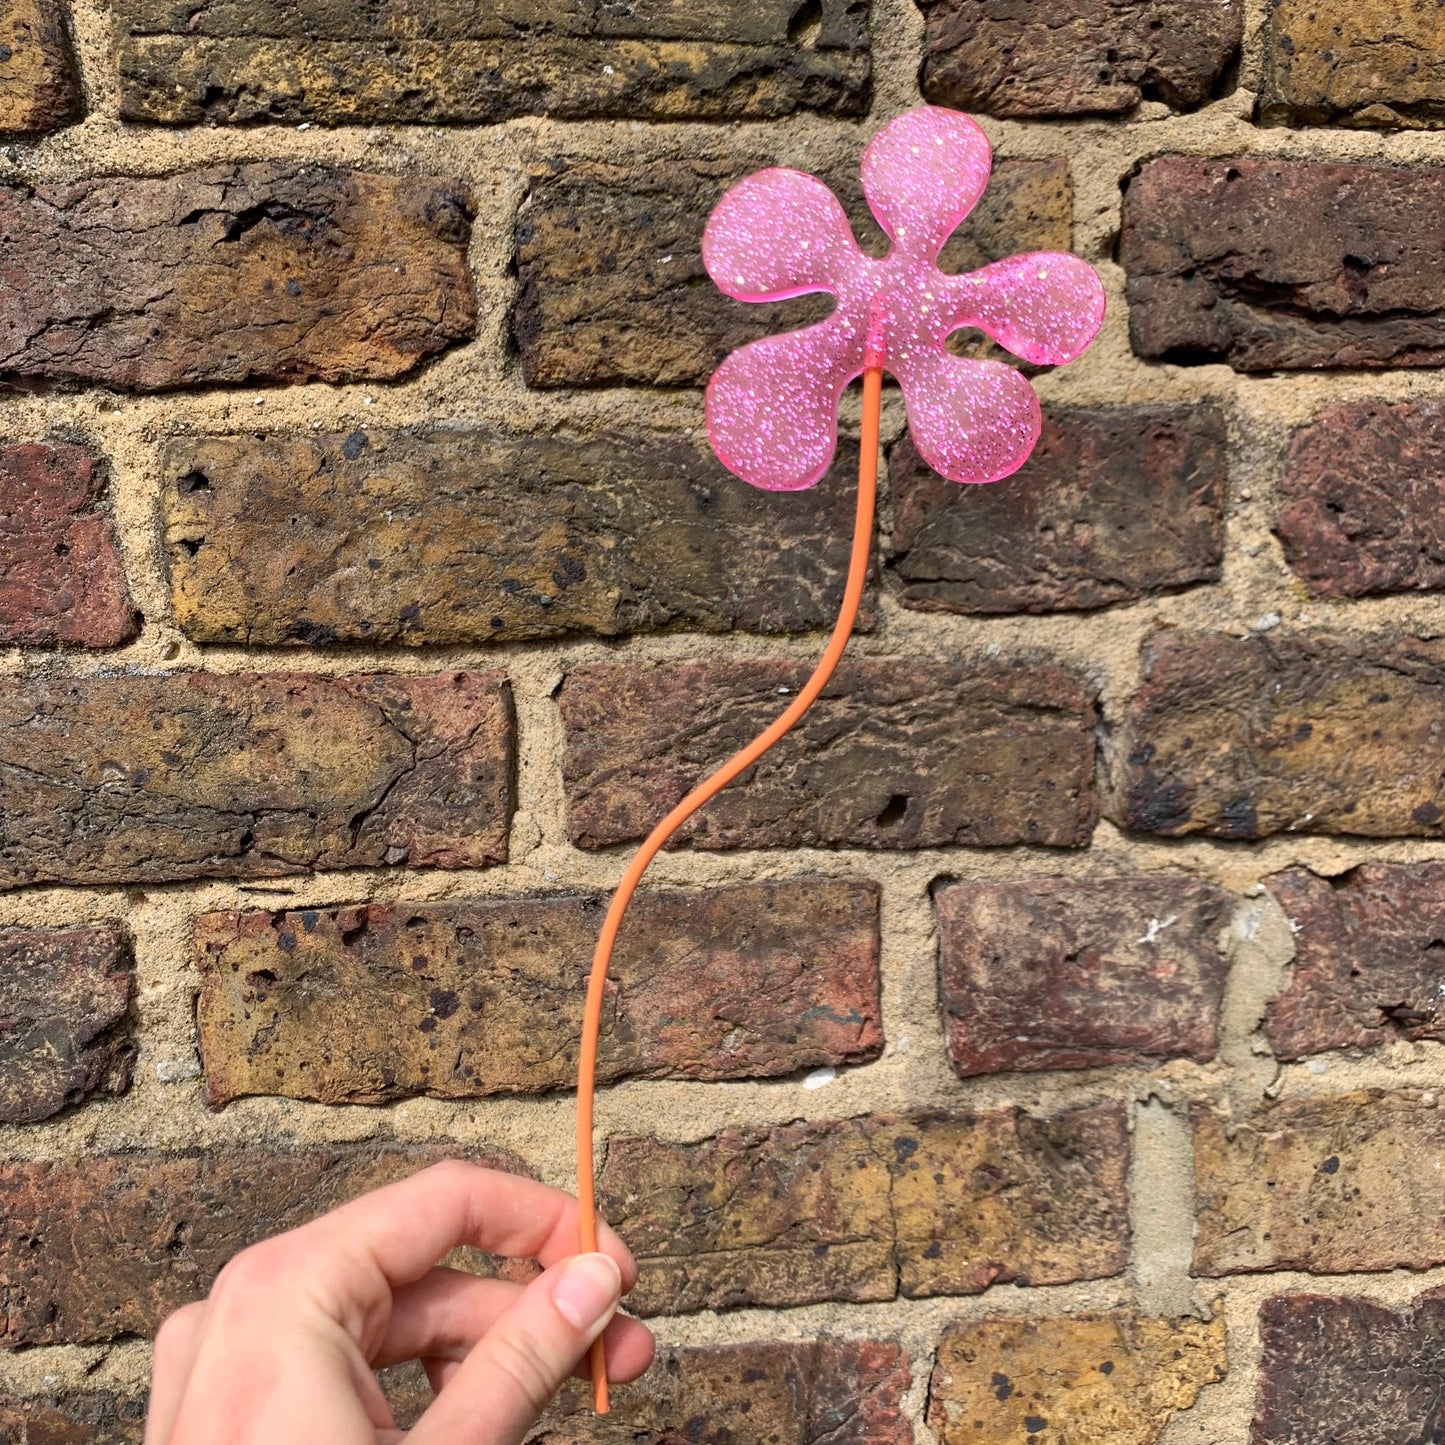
0,1143 -> 527,1346
1264,864 -> 1445,1059
561,659 -> 1098,851
0,1391 -> 146,1443
1110,630 -> 1445,840
1123,158 -> 1445,371
0,442 -> 134,648
195,881 -> 882,1106
600,1105 -> 1130,1315
1276,401 -> 1445,598
0,166 -> 475,390
891,404 -> 1226,615
0,925 -> 134,1124
1193,1091 -> 1445,1277
936,876 -> 1230,1077
0,671 -> 513,889
0,0 -> 81,134
1254,1291 -> 1445,1444
916,0 -> 1241,117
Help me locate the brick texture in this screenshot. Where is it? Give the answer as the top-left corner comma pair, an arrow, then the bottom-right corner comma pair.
161,428 -> 871,647
0,442 -> 134,648
1193,1091 -> 1445,1277
0,671 -> 513,889
561,659 -> 1098,851
1254,1291 -> 1445,1444
599,1105 -> 1130,1315
0,1392 -> 146,1443
890,404 -> 1226,615
1260,0 -> 1445,130
0,0 -> 80,134
936,876 -> 1231,1078
0,926 -> 134,1124
0,1144 -> 527,1347
1264,864 -> 1445,1060
195,881 -> 882,1106
1110,630 -> 1445,841
1276,401 -> 1445,599
0,166 -> 475,390
928,1312 -> 1227,1445
1123,158 -> 1445,371
916,0 -> 1241,117
515,156 -> 1072,389
116,0 -> 871,126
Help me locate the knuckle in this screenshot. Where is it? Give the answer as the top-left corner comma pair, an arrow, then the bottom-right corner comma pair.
485,1329 -> 564,1418
152,1301 -> 203,1365
210,1243 -> 285,1304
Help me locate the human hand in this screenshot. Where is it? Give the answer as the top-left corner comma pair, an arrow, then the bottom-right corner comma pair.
145,1161 -> 656,1445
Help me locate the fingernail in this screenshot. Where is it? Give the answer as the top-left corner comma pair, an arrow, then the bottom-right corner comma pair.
553,1253 -> 622,1332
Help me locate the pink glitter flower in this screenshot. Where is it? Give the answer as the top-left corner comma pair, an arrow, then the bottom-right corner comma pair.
703,106 -> 1106,492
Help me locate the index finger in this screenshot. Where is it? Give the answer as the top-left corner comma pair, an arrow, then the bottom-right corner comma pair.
290,1162 -> 637,1294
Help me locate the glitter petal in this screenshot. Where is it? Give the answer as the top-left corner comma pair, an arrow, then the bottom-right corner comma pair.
951,252 -> 1108,366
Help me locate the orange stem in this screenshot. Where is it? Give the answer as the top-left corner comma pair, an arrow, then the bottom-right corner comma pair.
576,365 -> 883,1412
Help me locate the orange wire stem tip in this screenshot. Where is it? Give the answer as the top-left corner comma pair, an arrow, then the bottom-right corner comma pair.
575,364 -> 884,1413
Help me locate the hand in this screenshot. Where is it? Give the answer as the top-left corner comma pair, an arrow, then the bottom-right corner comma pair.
145,1161 -> 656,1445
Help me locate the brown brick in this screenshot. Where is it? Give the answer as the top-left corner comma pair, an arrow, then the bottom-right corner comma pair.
116,0 -> 871,126
195,880 -> 882,1107
1255,1291 -> 1445,1444
600,1105 -> 1130,1315
1193,1091 -> 1445,1276
1260,0 -> 1445,130
1122,158 -> 1445,371
0,671 -> 512,889
0,1392 -> 146,1444
0,1143 -> 526,1347
0,166 -> 474,391
1110,630 -> 1445,841
937,876 -> 1231,1078
928,1312 -> 1226,1445
161,428 -> 872,647
0,926 -> 134,1125
530,1341 -> 912,1445
561,658 -> 1098,852
0,442 -> 135,648
0,0 -> 80,134
916,0 -> 1241,117
891,404 -> 1227,615
1264,864 -> 1445,1060
1276,401 -> 1445,598
515,156 -> 1072,389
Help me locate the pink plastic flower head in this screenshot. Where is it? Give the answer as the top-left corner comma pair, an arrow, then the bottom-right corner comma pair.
702,106 -> 1106,491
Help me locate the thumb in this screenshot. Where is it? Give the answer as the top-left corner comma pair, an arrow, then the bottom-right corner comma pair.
409,1253 -> 622,1445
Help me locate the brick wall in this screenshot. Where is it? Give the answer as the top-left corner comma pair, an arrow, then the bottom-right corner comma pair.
4,0 -> 1445,1439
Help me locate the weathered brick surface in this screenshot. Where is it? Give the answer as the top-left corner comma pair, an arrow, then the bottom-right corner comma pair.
0,0 -> 80,134
1264,864 -> 1445,1060
936,876 -> 1231,1078
0,1391 -> 146,1444
891,404 -> 1227,615
928,1312 -> 1226,1445
196,881 -> 882,1106
0,926 -> 134,1125
161,428 -> 871,647
1122,158 -> 1445,371
1276,401 -> 1445,599
916,0 -> 1241,117
1194,1091 -> 1445,1276
562,659 -> 1098,851
531,1342 -> 912,1445
116,0 -> 871,126
515,156 -> 1071,388
0,1144 -> 527,1346
0,671 -> 513,889
1260,0 -> 1445,130
0,166 -> 475,390
1111,631 -> 1445,841
0,442 -> 135,648
599,1105 -> 1130,1315
1254,1291 -> 1445,1444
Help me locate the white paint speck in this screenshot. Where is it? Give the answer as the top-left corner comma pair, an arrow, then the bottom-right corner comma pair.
803,1067 -> 837,1090
156,1055 -> 202,1082
1309,1059 -> 1328,1074
1255,612 -> 1281,631
1136,915 -> 1178,945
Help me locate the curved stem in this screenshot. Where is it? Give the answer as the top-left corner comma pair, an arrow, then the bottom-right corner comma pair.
576,366 -> 884,1412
